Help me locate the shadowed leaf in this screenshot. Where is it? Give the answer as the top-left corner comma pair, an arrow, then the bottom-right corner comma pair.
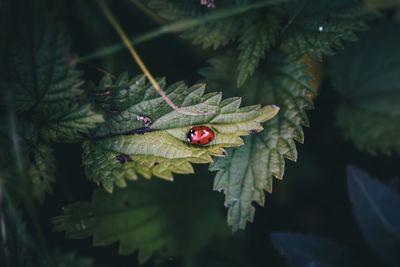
347,165 -> 400,266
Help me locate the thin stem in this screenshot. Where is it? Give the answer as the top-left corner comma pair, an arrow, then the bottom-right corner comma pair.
82,0 -> 286,61
97,0 -> 208,116
128,0 -> 165,25
76,58 -> 116,78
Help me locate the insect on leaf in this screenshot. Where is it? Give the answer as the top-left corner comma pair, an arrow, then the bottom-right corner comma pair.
84,74 -> 279,192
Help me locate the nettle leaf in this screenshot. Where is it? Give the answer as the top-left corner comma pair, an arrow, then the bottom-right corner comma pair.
0,22 -> 81,112
201,53 -> 315,231
281,0 -> 374,59
0,117 -> 56,202
39,102 -> 103,143
237,13 -> 280,87
329,21 -> 400,155
0,1 -> 103,202
84,74 -> 278,192
183,17 -> 241,50
0,10 -> 103,143
146,0 -> 284,51
271,232 -> 355,267
0,197 -> 94,267
147,0 -> 242,50
53,176 -> 228,263
27,143 -> 55,203
347,166 -> 400,266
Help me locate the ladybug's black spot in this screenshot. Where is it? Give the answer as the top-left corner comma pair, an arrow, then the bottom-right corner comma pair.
208,137 -> 212,142
116,154 -> 132,164
197,140 -> 201,144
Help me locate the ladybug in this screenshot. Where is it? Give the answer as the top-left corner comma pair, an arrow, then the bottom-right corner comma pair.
187,126 -> 215,146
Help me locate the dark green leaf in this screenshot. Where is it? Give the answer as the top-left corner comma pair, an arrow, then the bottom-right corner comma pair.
347,165 -> 400,266
282,0 -> 374,58
0,3 -> 103,143
27,143 -> 55,202
237,13 -> 280,87
329,21 -> 400,155
53,176 -> 228,263
202,53 -> 315,230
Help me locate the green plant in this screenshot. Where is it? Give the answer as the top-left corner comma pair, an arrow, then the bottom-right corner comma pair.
2,0 -> 399,266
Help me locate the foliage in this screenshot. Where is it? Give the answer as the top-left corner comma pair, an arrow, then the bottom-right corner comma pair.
84,73 -> 278,192
201,52 -> 315,230
53,176 -> 228,264
0,0 -> 103,201
347,165 -> 400,266
146,0 -> 373,86
271,165 -> 400,267
329,21 -> 400,155
0,193 -> 93,267
2,0 -> 400,266
280,0 -> 375,59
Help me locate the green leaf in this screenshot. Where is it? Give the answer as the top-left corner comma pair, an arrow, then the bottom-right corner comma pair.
329,21 -> 400,155
202,53 -> 315,230
84,74 -> 279,192
145,0 -> 285,50
281,0 -> 374,59
236,13 -> 280,87
182,17 -> 241,50
0,21 -> 82,113
0,0 -> 103,201
53,176 -> 228,263
0,116 -> 55,202
0,194 -> 94,267
27,143 -> 55,203
0,5 -> 103,143
347,165 -> 400,266
39,102 -> 104,143
148,0 -> 242,50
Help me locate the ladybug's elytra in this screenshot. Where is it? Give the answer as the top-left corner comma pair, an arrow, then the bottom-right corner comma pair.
187,126 -> 216,146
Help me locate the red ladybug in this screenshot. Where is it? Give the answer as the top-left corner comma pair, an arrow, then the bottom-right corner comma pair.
187,126 -> 215,146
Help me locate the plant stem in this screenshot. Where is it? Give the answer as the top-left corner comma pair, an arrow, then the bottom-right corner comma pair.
82,0 -> 286,61
97,0 -> 209,116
